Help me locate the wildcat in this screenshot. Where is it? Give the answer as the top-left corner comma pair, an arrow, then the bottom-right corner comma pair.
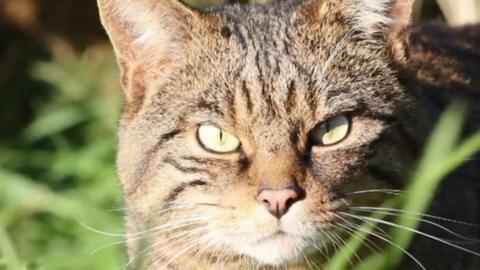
97,0 -> 480,269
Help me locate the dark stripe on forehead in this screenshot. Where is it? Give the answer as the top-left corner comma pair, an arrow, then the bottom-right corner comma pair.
241,80 -> 254,114
226,88 -> 237,127
255,51 -> 264,83
254,51 -> 279,118
283,27 -> 292,55
231,23 -> 248,50
305,83 -> 319,119
244,26 -> 257,51
197,98 -> 225,117
286,80 -> 298,114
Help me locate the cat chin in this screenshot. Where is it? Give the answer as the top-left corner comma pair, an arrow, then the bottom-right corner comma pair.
234,233 -> 308,266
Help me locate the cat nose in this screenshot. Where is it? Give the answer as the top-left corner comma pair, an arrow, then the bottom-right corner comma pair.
256,186 -> 304,218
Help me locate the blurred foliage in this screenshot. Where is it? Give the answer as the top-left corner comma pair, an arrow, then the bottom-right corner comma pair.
0,43 -> 125,269
0,0 -> 479,270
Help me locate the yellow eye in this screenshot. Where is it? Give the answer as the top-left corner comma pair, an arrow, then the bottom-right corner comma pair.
310,114 -> 350,146
197,124 -> 241,153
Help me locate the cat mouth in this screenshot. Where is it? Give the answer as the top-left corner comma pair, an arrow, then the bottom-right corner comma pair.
253,230 -> 289,244
236,230 -> 310,266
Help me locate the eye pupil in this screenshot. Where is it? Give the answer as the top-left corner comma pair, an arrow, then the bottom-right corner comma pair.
309,114 -> 350,147
197,124 -> 241,153
219,130 -> 224,144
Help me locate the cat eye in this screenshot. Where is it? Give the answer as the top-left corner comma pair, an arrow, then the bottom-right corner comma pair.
309,114 -> 351,146
197,124 -> 241,153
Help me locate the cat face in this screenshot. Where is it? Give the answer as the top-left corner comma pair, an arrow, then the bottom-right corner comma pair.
99,0 -> 419,267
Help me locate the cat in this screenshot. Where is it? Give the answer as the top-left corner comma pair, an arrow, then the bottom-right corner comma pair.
97,0 -> 480,269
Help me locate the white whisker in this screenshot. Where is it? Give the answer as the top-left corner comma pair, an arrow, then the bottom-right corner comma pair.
341,212 -> 480,257
351,208 -> 480,243
346,189 -> 404,196
338,217 -> 426,270
351,206 -> 480,228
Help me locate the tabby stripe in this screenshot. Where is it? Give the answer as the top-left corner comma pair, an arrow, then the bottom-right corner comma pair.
232,24 -> 248,50
197,98 -> 224,117
181,156 -> 232,167
286,80 -> 298,113
241,80 -> 253,113
127,129 -> 182,195
283,27 -> 292,55
147,129 -> 183,159
244,26 -> 257,50
163,180 -> 207,204
289,125 -> 300,145
306,85 -> 319,118
227,89 -> 237,126
164,157 -> 209,174
255,51 -> 264,85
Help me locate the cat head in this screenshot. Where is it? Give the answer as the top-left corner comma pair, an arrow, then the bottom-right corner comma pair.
99,0 -> 420,267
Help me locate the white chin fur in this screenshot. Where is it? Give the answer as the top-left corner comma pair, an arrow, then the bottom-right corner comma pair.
235,234 -> 306,266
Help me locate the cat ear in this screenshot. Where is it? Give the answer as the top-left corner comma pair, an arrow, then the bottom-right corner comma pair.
97,0 -> 197,102
349,0 -> 414,62
300,0 -> 414,62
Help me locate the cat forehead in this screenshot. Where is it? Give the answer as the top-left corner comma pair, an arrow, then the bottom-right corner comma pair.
146,2 -> 402,129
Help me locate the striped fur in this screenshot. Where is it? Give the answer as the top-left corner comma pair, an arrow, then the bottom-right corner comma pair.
98,0 -> 480,269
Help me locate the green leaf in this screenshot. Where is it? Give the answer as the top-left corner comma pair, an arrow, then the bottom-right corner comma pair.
23,107 -> 89,142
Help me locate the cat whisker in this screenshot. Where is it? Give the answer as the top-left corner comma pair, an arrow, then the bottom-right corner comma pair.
162,230 -> 215,268
142,235 -> 208,270
331,226 -> 363,266
345,189 -> 404,196
350,206 -> 480,228
176,201 -> 235,210
90,239 -> 128,256
334,214 -> 426,270
350,208 -> 480,243
312,231 -> 330,258
78,221 -> 126,237
187,232 -> 220,266
319,232 -> 333,258
210,237 -> 234,270
107,200 -> 195,212
105,216 -> 207,240
128,217 -> 210,238
333,217 -> 382,254
92,218 -> 210,258
126,224 -> 213,270
339,212 -> 480,258
302,251 -> 317,269
322,229 -> 354,268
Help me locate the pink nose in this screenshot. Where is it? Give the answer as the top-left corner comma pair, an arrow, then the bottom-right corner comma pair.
256,187 -> 303,218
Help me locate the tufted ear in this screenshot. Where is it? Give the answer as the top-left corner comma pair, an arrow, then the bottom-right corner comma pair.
300,0 -> 414,62
97,0 -> 198,103
349,0 -> 415,63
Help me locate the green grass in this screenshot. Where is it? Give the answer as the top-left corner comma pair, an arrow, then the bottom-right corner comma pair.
0,45 -> 125,270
